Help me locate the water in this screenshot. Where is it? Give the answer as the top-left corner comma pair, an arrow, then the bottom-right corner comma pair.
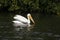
0,13 -> 60,40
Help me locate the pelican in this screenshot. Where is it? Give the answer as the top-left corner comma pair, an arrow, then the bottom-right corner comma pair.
12,13 -> 35,28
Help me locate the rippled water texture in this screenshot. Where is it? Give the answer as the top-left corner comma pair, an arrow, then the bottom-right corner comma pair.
0,13 -> 60,40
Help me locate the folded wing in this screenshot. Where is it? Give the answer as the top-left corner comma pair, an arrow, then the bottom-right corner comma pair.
13,15 -> 28,23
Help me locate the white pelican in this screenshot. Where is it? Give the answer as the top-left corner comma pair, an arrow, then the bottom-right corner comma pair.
12,13 -> 35,28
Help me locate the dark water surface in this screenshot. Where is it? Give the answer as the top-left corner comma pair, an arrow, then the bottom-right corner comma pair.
0,13 -> 60,40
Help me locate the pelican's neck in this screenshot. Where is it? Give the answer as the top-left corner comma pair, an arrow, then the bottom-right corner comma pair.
27,16 -> 30,24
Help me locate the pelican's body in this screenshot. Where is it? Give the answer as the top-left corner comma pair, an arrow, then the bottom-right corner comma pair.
12,13 -> 35,27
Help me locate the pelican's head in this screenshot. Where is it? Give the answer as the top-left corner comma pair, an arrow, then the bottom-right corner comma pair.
27,13 -> 35,24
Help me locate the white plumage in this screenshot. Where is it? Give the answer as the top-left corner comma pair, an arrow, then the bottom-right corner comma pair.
13,15 -> 28,23
12,13 -> 35,27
